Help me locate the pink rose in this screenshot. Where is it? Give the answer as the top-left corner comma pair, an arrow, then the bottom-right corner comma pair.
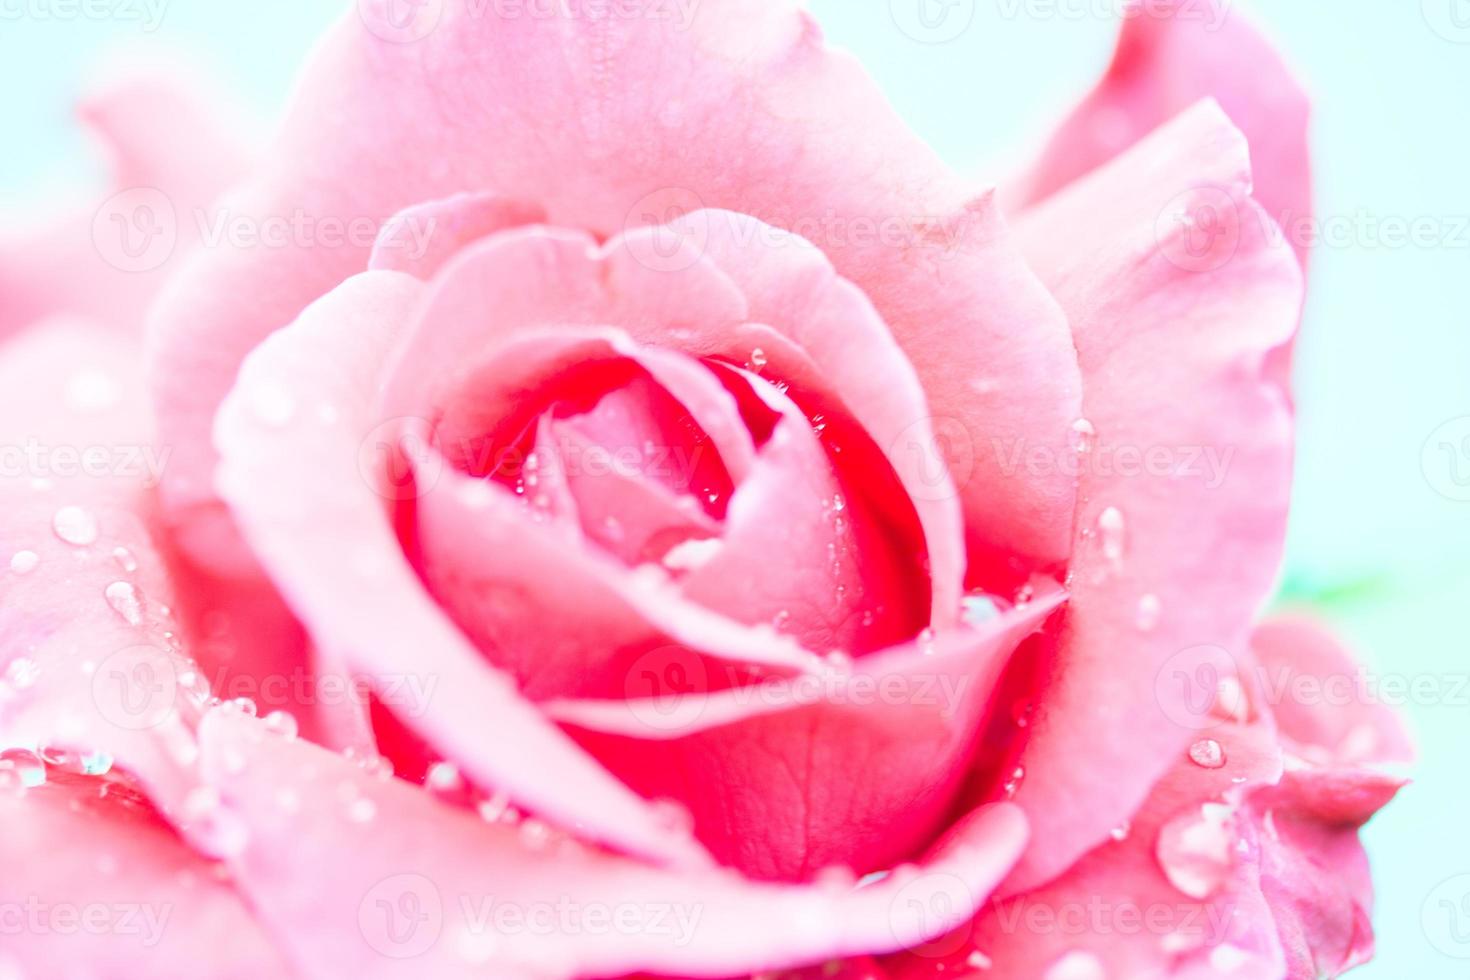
0,2 -> 1409,977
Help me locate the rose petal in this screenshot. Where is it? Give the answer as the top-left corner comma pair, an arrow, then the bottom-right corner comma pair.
197,708 -> 1029,978
368,191 -> 546,279
1001,101 -> 1305,892
670,210 -> 966,624
212,271 -> 708,867
546,591 -> 1064,880
148,0 -> 1080,572
0,58 -> 255,337
1009,0 -> 1310,272
0,771 -> 288,977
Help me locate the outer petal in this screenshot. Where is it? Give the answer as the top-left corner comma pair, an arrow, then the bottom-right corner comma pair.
149,0 -> 1081,571
1002,102 -> 1304,892
545,591 -> 1065,881
0,772 -> 288,977
197,708 -> 1029,979
0,59 -> 256,337
212,271 -> 711,867
1008,0 -> 1310,271
0,322 -> 204,818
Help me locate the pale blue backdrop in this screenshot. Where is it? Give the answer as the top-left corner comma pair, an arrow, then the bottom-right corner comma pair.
2,2 -> 1466,975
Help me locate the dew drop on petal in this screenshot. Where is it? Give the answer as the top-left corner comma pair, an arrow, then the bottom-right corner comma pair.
8,551 -> 39,575
346,797 -> 378,824
0,748 -> 46,790
1071,418 -> 1096,455
104,582 -> 144,626
1003,765 -> 1025,799
967,950 -> 993,970
262,711 -> 298,739
52,506 -> 99,546
4,658 -> 40,691
1044,950 -> 1105,980
1096,507 -> 1126,567
111,546 -> 139,573
1109,820 -> 1131,842
1135,593 -> 1162,632
1155,802 -> 1235,899
1188,738 -> 1227,770
748,347 -> 768,371
426,761 -> 463,796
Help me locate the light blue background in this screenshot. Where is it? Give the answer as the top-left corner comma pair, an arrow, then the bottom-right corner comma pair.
2,2 -> 1466,975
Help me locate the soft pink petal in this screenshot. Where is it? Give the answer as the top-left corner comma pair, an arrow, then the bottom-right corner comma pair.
212,272 -> 708,867
0,321 -> 205,818
670,210 -> 965,624
0,59 -> 256,338
368,191 -> 546,279
1250,615 -> 1415,768
547,592 -> 1064,881
197,708 -> 1029,978
0,771 -> 288,977
148,1 -> 1080,571
1009,0 -> 1310,271
1001,102 -> 1304,892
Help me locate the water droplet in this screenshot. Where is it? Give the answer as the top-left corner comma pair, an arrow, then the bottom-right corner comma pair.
1135,593 -> 1162,632
1155,802 -> 1235,899
961,593 -> 1004,626
1096,507 -> 1126,567
182,787 -> 249,859
518,818 -> 553,850
477,791 -> 518,825
346,797 -> 378,823
66,368 -> 121,412
917,628 -> 937,656
1003,765 -> 1025,799
262,711 -> 298,739
39,746 -> 83,771
111,546 -> 138,573
1044,950 -> 1105,980
824,649 -> 853,672
1188,738 -> 1227,770
52,506 -> 98,546
1071,418 -> 1096,454
1109,821 -> 1131,842
227,698 -> 258,718
748,347 -> 768,371
0,748 -> 46,790
81,750 -> 114,776
104,581 -> 144,626
426,761 -> 463,795
5,658 -> 40,690
8,551 -> 39,575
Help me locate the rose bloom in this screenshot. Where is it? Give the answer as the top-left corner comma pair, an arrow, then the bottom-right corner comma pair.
0,2 -> 1411,978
